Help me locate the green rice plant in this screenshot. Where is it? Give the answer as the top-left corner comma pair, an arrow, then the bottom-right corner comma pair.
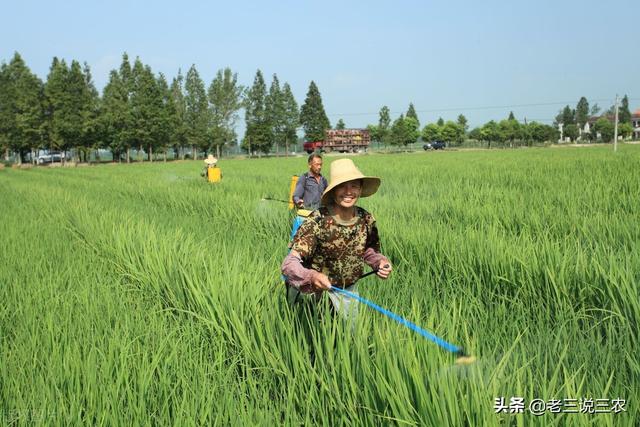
1,145 -> 638,425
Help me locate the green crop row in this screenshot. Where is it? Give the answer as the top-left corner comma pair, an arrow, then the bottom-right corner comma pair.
1,146 -> 638,425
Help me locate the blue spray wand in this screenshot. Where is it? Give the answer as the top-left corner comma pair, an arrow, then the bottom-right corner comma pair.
331,266 -> 476,364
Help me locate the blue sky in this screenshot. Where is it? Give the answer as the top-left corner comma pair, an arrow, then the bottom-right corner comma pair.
3,0 -> 638,132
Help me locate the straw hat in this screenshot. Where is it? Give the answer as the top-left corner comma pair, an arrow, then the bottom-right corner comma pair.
321,159 -> 380,205
204,155 -> 218,165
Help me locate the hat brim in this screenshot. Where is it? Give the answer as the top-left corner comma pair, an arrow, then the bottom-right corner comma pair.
321,176 -> 380,206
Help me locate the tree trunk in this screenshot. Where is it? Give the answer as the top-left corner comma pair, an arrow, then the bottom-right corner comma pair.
163,151 -> 167,162
31,148 -> 36,164
216,145 -> 220,159
192,145 -> 197,160
149,145 -> 153,162
126,148 -> 130,163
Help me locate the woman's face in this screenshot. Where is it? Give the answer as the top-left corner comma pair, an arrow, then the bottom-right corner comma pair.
333,180 -> 362,208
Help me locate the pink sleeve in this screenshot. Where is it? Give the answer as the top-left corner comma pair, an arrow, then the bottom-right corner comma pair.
362,247 -> 388,270
281,252 -> 313,288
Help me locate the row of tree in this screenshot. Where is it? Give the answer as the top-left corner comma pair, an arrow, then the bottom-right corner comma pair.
363,105 -> 558,148
360,96 -> 634,148
2,51 -> 634,163
0,52 -> 333,163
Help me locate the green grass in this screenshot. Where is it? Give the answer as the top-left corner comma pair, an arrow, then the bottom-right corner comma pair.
1,146 -> 638,425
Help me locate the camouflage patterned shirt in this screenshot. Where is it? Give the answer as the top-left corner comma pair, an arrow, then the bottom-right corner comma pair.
291,206 -> 381,288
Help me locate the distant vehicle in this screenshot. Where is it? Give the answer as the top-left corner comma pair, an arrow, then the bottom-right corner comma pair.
303,141 -> 324,154
303,129 -> 371,154
37,151 -> 63,164
423,141 -> 446,150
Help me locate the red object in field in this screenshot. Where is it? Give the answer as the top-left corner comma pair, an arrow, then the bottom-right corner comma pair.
303,141 -> 324,153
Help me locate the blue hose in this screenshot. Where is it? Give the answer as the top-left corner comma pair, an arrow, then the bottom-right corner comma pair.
330,286 -> 462,355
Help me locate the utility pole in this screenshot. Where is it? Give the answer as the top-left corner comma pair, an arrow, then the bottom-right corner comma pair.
559,123 -> 564,143
613,94 -> 619,152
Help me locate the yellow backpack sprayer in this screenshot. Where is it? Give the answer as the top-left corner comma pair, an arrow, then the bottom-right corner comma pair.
203,155 -> 221,182
288,175 -> 312,239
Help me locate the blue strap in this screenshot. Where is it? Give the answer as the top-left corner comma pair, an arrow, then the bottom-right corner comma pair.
330,286 -> 461,354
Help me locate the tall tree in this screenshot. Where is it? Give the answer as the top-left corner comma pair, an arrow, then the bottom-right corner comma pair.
404,116 -> 420,144
1,53 -> 46,163
619,95 -> 631,124
406,103 -> 419,127
208,67 -> 244,157
436,117 -> 444,126
299,81 -> 330,142
242,70 -> 271,155
170,71 -> 187,159
281,83 -> 299,156
98,53 -> 135,162
507,111 -> 516,121
390,114 -> 416,146
0,61 -> 12,160
184,64 -> 209,159
378,106 -> 391,145
101,70 -> 130,162
335,118 -> 346,129
156,73 -> 174,161
81,62 -> 101,162
130,59 -> 165,161
456,114 -> 468,134
576,97 -> 590,128
118,53 -> 134,162
65,60 -> 93,161
265,74 -> 286,153
557,105 -> 575,125
44,58 -> 70,157
389,115 -> 406,146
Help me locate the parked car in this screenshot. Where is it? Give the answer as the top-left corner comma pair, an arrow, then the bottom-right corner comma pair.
423,141 -> 446,150
37,151 -> 63,164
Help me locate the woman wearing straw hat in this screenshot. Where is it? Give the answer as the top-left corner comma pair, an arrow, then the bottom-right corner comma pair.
281,158 -> 392,319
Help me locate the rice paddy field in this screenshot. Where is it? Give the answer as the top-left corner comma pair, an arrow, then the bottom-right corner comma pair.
1,146 -> 638,426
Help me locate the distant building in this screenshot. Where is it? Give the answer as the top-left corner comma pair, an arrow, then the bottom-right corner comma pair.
582,109 -> 640,140
632,110 -> 640,140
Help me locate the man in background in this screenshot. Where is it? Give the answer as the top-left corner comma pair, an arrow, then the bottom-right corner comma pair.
292,154 -> 328,210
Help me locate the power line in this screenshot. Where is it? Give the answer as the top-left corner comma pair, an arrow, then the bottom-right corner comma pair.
327,97 -> 639,118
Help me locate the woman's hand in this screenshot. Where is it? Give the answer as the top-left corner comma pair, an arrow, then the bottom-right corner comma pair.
376,260 -> 392,279
309,270 -> 332,291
